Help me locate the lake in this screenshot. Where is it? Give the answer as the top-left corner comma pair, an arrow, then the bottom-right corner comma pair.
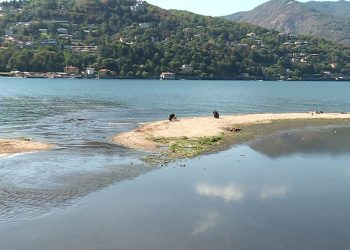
1,78 -> 350,249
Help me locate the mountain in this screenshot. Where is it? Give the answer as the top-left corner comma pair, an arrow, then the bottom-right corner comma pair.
224,0 -> 350,46
305,0 -> 350,19
0,0 -> 349,80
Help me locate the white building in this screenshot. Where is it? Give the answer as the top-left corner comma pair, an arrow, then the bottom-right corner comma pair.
139,23 -> 150,29
40,39 -> 57,46
160,72 -> 176,80
86,68 -> 95,76
246,32 -> 256,37
180,64 -> 193,74
57,28 -> 68,34
131,0 -> 146,12
38,28 -> 48,34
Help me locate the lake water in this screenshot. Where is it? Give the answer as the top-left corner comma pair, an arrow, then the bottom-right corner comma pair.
1,79 -> 350,249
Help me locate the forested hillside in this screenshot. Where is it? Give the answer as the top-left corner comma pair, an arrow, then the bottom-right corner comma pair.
0,0 -> 350,80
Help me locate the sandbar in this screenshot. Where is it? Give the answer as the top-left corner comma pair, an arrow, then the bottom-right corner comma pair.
0,138 -> 53,157
111,113 -> 350,152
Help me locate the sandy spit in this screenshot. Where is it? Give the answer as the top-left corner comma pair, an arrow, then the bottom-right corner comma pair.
0,138 -> 53,157
111,113 -> 350,151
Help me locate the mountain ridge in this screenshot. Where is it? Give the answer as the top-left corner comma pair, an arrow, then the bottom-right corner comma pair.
224,0 -> 350,46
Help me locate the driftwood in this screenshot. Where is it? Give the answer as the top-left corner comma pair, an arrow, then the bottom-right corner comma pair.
225,127 -> 242,132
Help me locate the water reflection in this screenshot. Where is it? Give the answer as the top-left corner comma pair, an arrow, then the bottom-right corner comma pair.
344,167 -> 350,177
192,211 -> 219,235
259,185 -> 288,200
249,126 -> 350,158
196,183 -> 245,201
1,139 -> 350,249
2,79 -> 350,249
196,183 -> 290,202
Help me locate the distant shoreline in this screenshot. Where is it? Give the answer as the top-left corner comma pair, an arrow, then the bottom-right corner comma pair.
1,73 -> 349,81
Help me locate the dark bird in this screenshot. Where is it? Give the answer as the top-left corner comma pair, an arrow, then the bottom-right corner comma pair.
213,110 -> 219,119
169,114 -> 177,122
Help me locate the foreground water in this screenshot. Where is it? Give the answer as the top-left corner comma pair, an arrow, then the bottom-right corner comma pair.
1,79 -> 350,249
1,126 -> 350,250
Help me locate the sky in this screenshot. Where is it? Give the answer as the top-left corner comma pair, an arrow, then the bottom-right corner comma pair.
146,0 -> 343,16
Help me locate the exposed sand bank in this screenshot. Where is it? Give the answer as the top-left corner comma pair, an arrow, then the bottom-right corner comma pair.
111,113 -> 350,151
0,139 -> 53,157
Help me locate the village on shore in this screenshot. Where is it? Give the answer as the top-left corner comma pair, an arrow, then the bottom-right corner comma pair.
2,68 -> 350,81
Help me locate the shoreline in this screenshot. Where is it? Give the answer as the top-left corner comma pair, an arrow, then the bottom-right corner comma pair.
0,139 -> 53,157
1,75 -> 350,81
111,113 -> 350,160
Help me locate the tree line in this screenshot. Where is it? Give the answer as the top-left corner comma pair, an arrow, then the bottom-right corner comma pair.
0,0 -> 349,79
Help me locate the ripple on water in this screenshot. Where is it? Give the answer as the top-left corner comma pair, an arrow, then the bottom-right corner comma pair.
0,161 -> 151,224
0,96 -> 123,126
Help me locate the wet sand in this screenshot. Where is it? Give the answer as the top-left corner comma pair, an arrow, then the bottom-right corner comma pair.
111,113 -> 350,151
0,139 -> 53,157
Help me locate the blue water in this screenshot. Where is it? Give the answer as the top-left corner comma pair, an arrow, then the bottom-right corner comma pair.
1,78 -> 350,233
1,137 -> 350,250
2,78 -> 350,150
1,78 -> 348,184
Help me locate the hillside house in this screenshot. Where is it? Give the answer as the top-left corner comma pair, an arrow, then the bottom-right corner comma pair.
246,32 -> 256,38
160,72 -> 176,80
131,0 -> 146,12
98,69 -> 113,78
85,67 -> 95,76
71,45 -> 98,53
120,37 -> 134,45
40,39 -> 57,46
58,34 -> 72,39
4,35 -> 15,42
71,40 -> 83,46
16,22 -> 31,27
57,28 -> 68,34
18,41 -> 33,48
255,40 -> 263,46
39,29 -> 48,34
139,23 -> 150,29
64,66 -> 80,75
180,64 -> 193,74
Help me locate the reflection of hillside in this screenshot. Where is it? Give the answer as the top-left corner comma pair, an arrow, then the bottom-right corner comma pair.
249,126 -> 350,158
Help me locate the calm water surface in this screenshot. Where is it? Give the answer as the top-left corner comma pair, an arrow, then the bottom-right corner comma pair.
1,79 -> 350,249
1,126 -> 350,250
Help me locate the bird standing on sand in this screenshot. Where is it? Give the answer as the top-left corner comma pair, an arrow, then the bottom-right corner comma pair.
213,110 -> 219,119
169,114 -> 177,122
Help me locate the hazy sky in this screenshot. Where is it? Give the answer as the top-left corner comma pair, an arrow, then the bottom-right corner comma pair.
146,0 -> 343,16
